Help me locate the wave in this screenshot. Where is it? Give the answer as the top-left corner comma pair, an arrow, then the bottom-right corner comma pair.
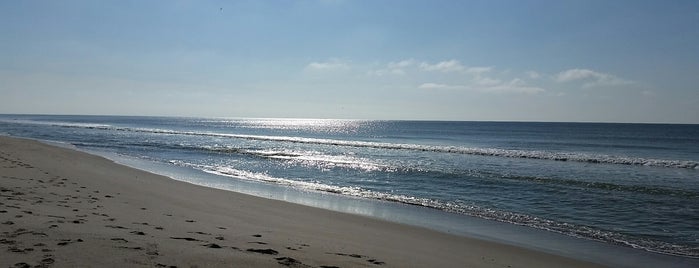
0,119 -> 112,129
208,146 -> 396,172
243,149 -> 394,172
11,119 -> 699,169
498,174 -> 699,198
172,162 -> 699,258
166,143 -> 699,198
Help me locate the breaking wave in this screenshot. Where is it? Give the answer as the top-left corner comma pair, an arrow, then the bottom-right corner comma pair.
34,121 -> 699,170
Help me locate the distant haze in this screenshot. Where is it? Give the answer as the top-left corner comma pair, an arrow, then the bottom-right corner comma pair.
1,1 -> 698,123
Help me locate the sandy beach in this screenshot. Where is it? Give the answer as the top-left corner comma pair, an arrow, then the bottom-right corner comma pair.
0,136 -> 604,268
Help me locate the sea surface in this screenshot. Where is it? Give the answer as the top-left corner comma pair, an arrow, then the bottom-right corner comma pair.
1,114 -> 697,259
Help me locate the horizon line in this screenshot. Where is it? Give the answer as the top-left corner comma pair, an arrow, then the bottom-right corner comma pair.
1,112 -> 697,125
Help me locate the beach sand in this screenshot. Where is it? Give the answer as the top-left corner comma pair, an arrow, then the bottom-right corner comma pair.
0,136 -> 605,267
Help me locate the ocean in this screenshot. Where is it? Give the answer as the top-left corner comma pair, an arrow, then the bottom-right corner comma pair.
1,114 -> 697,262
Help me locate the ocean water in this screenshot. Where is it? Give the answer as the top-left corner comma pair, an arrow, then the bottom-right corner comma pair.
1,114 -> 697,259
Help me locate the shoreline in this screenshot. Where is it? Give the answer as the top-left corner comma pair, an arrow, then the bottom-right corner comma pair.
0,135 -> 634,267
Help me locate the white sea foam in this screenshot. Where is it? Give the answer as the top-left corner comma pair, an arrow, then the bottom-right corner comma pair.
193,163 -> 448,209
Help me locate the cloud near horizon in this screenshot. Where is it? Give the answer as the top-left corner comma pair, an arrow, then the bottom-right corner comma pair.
418,79 -> 545,94
418,83 -> 455,89
555,68 -> 633,88
413,59 -> 544,94
370,59 -> 494,77
419,60 -> 466,72
305,59 -> 351,71
305,59 -> 639,95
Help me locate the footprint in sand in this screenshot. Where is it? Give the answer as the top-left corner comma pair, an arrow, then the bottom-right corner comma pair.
118,246 -> 144,250
330,252 -> 386,266
40,257 -> 55,266
367,259 -> 386,265
204,243 -> 222,248
275,257 -> 306,266
246,248 -> 278,255
105,225 -> 128,229
57,239 -> 83,246
187,231 -> 210,235
169,237 -> 201,242
286,243 -> 309,251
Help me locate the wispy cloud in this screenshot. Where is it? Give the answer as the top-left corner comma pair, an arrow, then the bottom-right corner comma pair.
419,60 -> 465,72
369,59 -> 417,76
418,83 -> 456,89
555,68 -> 632,88
305,59 -> 350,71
308,58 -> 545,94
420,62 -> 543,94
419,79 -> 544,94
370,59 -> 492,76
481,78 -> 545,94
463,66 -> 493,75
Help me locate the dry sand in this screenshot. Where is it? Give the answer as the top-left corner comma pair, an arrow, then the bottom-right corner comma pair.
0,136 -> 605,267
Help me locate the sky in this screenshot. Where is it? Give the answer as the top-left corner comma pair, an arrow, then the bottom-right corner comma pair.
1,0 -> 698,123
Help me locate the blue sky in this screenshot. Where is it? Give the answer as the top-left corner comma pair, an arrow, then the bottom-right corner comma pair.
1,0 -> 698,123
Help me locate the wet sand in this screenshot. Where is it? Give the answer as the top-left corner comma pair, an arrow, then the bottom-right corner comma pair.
0,136 -> 605,267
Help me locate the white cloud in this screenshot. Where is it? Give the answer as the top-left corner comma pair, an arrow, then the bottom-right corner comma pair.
419,60 -> 466,72
369,59 -> 493,77
414,61 -> 544,94
419,78 -> 544,94
556,69 -> 601,82
418,83 -> 456,89
369,59 -> 416,76
305,59 -> 350,71
555,68 -> 632,88
480,79 -> 545,94
307,58 -> 545,95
